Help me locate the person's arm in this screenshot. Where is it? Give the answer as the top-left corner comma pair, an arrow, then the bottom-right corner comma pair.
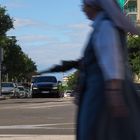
38,59 -> 81,74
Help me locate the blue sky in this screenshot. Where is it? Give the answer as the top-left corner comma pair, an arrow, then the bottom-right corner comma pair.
0,0 -> 92,80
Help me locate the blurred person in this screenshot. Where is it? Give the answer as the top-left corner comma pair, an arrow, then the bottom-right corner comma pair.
75,0 -> 140,140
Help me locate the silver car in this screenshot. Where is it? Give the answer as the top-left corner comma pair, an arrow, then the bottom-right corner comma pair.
17,86 -> 29,98
1,82 -> 19,98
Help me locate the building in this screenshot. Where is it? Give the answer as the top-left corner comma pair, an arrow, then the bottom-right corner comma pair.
124,0 -> 140,25
123,0 -> 140,83
137,0 -> 140,23
62,76 -> 69,86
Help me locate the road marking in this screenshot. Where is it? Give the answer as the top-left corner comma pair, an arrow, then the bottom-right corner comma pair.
27,103 -> 72,109
0,123 -> 75,130
0,101 -> 73,110
0,135 -> 75,140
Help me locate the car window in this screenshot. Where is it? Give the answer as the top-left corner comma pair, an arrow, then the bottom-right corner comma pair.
18,87 -> 24,91
1,83 -> 14,87
32,76 -> 57,83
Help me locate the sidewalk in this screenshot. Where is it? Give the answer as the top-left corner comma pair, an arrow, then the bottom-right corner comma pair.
0,135 -> 75,140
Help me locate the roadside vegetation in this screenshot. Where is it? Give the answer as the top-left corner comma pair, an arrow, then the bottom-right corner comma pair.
0,5 -> 37,82
128,35 -> 140,80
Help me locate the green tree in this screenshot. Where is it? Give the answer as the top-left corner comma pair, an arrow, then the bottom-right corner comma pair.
128,36 -> 140,79
22,54 -> 37,81
0,5 -> 14,51
0,6 -> 37,82
67,71 -> 78,90
2,37 -> 37,81
0,5 -> 13,36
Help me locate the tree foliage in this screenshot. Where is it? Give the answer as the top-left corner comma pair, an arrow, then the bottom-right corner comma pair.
2,37 -> 37,81
0,5 -> 13,36
67,71 -> 78,90
127,36 -> 140,78
0,5 -> 37,82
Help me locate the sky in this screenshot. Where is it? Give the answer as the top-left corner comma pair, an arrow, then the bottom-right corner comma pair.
0,0 -> 92,80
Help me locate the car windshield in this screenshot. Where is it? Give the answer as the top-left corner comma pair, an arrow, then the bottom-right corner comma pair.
18,87 -> 24,91
32,76 -> 57,83
1,83 -> 14,87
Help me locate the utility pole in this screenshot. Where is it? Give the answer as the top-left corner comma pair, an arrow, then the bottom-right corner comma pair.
0,47 -> 3,97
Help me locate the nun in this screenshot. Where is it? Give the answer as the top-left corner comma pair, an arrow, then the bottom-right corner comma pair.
76,0 -> 140,140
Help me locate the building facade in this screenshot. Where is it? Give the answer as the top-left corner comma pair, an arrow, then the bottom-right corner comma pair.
62,76 -> 69,86
124,0 -> 140,25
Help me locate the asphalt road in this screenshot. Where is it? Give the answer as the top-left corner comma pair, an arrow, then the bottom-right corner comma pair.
0,97 -> 77,135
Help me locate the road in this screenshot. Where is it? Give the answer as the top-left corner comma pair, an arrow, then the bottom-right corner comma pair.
0,97 -> 77,137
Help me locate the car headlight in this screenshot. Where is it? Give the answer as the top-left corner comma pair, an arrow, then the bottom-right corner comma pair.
10,89 -> 15,93
33,87 -> 38,90
52,86 -> 58,89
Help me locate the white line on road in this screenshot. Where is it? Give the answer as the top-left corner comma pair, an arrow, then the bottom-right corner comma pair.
27,103 -> 72,109
0,102 -> 73,110
0,135 -> 75,140
0,123 -> 75,130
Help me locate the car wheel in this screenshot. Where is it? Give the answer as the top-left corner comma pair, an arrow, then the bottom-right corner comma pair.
56,92 -> 62,98
32,94 -> 38,98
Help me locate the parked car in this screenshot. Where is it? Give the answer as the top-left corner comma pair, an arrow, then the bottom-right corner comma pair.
31,75 -> 61,98
1,82 -> 19,98
63,90 -> 73,97
24,88 -> 32,98
17,86 -> 28,98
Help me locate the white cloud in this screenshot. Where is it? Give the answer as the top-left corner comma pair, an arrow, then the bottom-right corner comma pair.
3,1 -> 27,8
13,17 -> 91,35
21,41 -> 84,71
18,35 -> 49,42
14,18 -> 42,28
9,21 -> 92,71
62,23 -> 91,44
16,34 -> 61,47
13,21 -> 91,44
69,23 -> 90,30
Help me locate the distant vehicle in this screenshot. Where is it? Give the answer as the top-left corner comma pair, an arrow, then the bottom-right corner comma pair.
63,90 -> 73,97
17,86 -> 28,98
1,82 -> 19,98
24,88 -> 31,98
31,75 -> 61,98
